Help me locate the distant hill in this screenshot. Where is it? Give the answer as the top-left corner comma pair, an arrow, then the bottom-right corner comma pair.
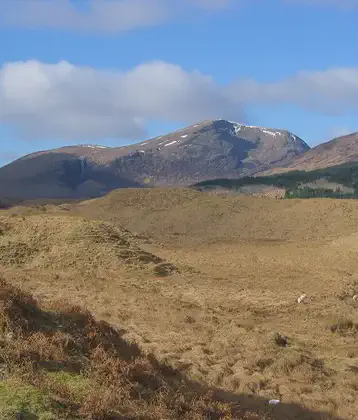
261,132 -> 358,175
0,120 -> 308,199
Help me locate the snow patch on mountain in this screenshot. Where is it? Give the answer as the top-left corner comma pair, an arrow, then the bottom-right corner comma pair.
164,140 -> 178,147
217,120 -> 284,138
262,130 -> 282,137
81,145 -> 108,149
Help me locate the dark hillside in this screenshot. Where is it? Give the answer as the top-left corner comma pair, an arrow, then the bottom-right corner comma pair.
194,161 -> 358,198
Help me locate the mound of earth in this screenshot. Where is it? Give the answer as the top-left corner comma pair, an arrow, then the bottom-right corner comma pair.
0,214 -> 177,276
73,187 -> 358,246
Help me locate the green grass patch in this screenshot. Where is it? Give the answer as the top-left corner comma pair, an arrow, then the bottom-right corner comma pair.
45,371 -> 93,404
0,379 -> 56,420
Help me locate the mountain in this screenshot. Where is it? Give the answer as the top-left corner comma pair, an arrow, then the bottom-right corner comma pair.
0,119 -> 309,199
194,131 -> 358,199
262,132 -> 358,174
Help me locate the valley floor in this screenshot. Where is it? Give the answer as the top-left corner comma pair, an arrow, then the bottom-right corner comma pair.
1,189 -> 358,419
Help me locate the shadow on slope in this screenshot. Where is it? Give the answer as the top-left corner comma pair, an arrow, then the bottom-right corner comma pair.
0,152 -> 143,200
0,280 -> 340,420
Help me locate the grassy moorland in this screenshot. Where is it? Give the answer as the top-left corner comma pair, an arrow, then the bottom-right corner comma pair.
1,188 -> 358,419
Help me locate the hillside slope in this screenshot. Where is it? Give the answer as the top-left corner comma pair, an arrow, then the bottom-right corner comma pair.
262,132 -> 358,174
0,120 -> 308,199
194,161 -> 358,199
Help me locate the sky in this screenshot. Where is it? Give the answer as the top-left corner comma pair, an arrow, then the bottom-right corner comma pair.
1,0 -> 358,166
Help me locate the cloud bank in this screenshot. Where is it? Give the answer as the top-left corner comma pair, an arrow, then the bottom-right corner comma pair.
0,0 -> 234,33
0,60 -> 242,141
0,0 -> 355,35
1,60 -> 358,141
230,68 -> 358,114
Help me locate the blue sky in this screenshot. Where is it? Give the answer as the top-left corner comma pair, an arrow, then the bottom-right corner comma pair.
1,0 -> 358,165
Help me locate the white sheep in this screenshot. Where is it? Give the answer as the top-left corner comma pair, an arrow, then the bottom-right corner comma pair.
269,399 -> 280,405
297,293 -> 308,304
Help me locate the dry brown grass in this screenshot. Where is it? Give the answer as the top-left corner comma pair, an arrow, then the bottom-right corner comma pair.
2,188 -> 358,418
0,213 -> 177,277
0,279 -> 287,420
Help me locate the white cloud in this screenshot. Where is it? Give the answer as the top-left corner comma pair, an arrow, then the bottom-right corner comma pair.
230,68 -> 358,114
0,0 -> 235,33
0,60 -> 242,141
1,60 -> 358,142
0,0 -> 172,33
0,0 -> 354,35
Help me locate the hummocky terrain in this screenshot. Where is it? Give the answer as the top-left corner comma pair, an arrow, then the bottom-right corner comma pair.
1,188 -> 358,419
0,119 -> 309,199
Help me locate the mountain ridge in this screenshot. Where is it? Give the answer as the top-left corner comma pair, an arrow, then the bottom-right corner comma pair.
259,132 -> 358,175
0,119 -> 309,199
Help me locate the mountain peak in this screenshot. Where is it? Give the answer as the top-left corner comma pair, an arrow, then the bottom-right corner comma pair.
0,120 -> 309,200
210,119 -> 302,141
